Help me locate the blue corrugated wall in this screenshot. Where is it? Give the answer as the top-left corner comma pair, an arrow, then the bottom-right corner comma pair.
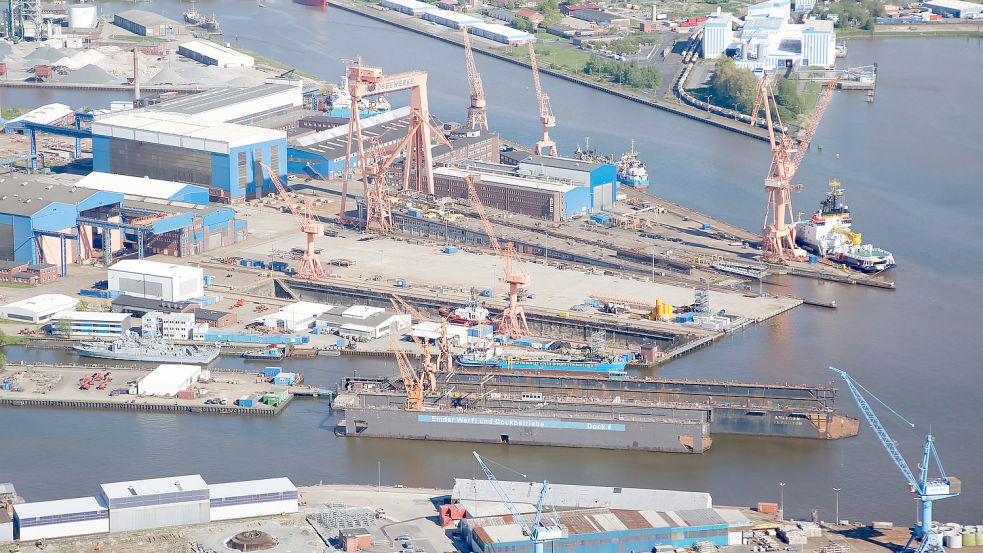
92,136 -> 110,173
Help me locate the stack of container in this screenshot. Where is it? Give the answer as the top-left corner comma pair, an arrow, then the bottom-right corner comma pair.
273,372 -> 297,386
777,526 -> 807,545
262,390 -> 288,407
237,395 -> 257,407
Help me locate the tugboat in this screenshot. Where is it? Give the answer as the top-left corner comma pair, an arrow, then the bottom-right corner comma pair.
795,180 -> 896,273
200,13 -> 221,32
242,346 -> 285,360
183,0 -> 203,25
615,140 -> 649,190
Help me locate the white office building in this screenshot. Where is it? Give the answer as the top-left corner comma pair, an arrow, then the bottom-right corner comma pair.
101,475 -> 210,533
208,478 -> 299,521
162,312 -> 196,340
314,305 -> 410,341
703,10 -> 735,58
142,311 -> 163,337
802,20 -> 836,67
13,497 -> 109,541
108,260 -> 204,303
0,294 -> 79,323
50,311 -> 132,338
254,301 -> 332,332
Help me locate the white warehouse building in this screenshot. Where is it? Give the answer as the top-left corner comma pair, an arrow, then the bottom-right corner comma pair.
137,364 -> 202,397
379,0 -> 437,15
178,40 -> 255,68
254,301 -> 332,332
13,496 -> 109,541
108,259 -> 204,303
101,475 -> 210,533
0,294 -> 79,324
208,478 -> 299,521
423,9 -> 483,29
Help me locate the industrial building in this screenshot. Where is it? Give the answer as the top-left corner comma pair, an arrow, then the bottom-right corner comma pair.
113,9 -> 184,37
178,41 -> 255,68
112,294 -> 194,318
194,308 -> 237,328
0,261 -> 57,285
0,294 -> 79,323
409,321 -> 470,344
12,496 -> 109,541
50,311 -> 133,338
314,305 -> 411,340
0,174 -> 124,267
923,0 -> 983,17
147,80 -> 305,125
288,107 -> 411,177
74,172 -> 210,204
108,260 -> 204,303
462,506 -> 751,553
423,8 -> 483,28
452,480 -> 712,513
136,364 -> 202,396
433,165 -> 584,221
0,509 -> 11,544
517,154 -> 618,212
702,0 -> 836,69
254,301 -> 332,331
161,312 -> 196,339
91,111 -> 288,203
469,22 -> 536,45
208,478 -> 299,521
571,8 -> 630,28
101,475 -> 210,532
379,0 -> 438,15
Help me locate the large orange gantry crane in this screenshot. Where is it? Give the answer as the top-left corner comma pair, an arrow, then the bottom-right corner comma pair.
261,163 -> 327,280
750,74 -> 838,262
341,57 -> 450,228
390,294 -> 453,391
465,175 -> 530,338
527,43 -> 557,157
462,31 -> 489,131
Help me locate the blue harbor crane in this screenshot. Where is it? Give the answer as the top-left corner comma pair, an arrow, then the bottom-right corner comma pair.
830,367 -> 960,553
472,451 -> 563,553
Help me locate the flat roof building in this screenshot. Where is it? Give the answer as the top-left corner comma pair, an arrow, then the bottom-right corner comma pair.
178,40 -> 255,68
111,294 -> 194,317
208,477 -> 299,521
74,172 -> 209,204
13,496 -> 109,541
923,0 -> 983,17
423,8 -> 484,28
136,364 -> 202,396
469,22 -> 536,45
108,259 -> 204,303
453,479 -> 712,513
315,305 -> 410,340
572,8 -> 630,27
288,107 -> 411,178
91,111 -> 288,203
433,165 -> 584,221
101,474 -> 209,533
379,0 -> 438,15
518,154 -> 618,212
50,311 -> 133,338
113,9 -> 185,37
0,294 -> 79,323
147,80 -> 304,125
254,301 -> 333,332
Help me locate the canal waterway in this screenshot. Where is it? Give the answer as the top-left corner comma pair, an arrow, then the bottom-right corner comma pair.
2,2 -> 982,522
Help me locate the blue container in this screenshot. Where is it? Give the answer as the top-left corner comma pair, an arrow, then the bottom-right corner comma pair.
270,261 -> 288,272
590,212 -> 612,225
467,324 -> 493,337
702,224 -> 712,230
443,246 -> 459,254
675,312 -> 697,323
204,274 -> 214,286
237,396 -> 256,407
809,255 -> 818,263
274,372 -> 296,386
263,367 -> 282,378
407,209 -> 423,218
395,279 -> 408,288
335,338 -> 347,347
479,289 -> 493,298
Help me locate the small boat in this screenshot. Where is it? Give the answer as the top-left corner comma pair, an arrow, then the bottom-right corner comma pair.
242,346 -> 285,360
184,0 -> 203,24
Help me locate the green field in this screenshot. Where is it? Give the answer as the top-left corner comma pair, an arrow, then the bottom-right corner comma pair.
518,43 -> 592,71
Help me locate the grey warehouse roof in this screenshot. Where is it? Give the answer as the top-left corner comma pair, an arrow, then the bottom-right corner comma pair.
115,9 -> 182,27
452,479 -> 712,512
194,308 -> 232,321
0,173 -> 114,216
317,306 -> 396,328
208,477 -> 297,498
101,474 -> 208,499
522,154 -> 605,172
148,83 -> 299,116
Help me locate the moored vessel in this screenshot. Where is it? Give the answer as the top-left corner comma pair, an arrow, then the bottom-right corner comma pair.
183,0 -> 202,24
73,331 -> 219,364
294,0 -> 327,5
616,140 -> 649,189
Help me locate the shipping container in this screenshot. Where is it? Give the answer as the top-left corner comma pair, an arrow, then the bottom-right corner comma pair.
263,367 -> 282,378
407,208 -> 424,218
442,246 -> 459,254
273,372 -> 297,386
204,274 -> 214,286
237,395 -> 256,407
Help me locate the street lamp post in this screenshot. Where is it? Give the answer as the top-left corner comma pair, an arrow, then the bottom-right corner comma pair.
779,482 -> 786,521
833,488 -> 841,525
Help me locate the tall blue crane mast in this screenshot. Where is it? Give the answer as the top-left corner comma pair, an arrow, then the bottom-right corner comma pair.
472,452 -> 563,553
830,367 -> 959,553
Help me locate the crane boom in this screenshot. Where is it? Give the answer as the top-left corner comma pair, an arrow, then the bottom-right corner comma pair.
463,31 -> 489,131
472,451 -> 535,536
527,42 -> 557,157
260,163 -> 326,280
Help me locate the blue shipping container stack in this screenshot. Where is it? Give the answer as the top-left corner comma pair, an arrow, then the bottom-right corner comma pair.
264,367 -> 282,378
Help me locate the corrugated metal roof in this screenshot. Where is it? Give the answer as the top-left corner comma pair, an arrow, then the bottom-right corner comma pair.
75,172 -> 204,201
714,508 -> 753,527
51,311 -> 130,322
591,512 -> 628,532
676,508 -> 726,527
2,294 -> 78,314
483,524 -> 528,544
91,111 -> 285,152
662,511 -> 688,527
109,259 -> 203,280
101,474 -> 207,499
14,496 -> 107,519
611,509 -> 652,530
178,40 -> 254,66
452,479 -> 712,512
208,477 -> 297,498
0,173 -> 114,216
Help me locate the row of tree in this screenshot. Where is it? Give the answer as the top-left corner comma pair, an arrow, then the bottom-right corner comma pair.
583,56 -> 663,89
706,58 -> 804,123
816,0 -> 885,30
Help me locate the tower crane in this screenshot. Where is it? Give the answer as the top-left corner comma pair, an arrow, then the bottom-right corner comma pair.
462,31 -> 489,131
829,367 -> 959,553
527,43 -> 557,157
260,163 -> 327,280
465,175 -> 530,338
472,451 -> 563,553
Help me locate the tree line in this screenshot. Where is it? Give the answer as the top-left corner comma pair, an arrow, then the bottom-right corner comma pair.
583,56 -> 663,89
706,58 -> 804,123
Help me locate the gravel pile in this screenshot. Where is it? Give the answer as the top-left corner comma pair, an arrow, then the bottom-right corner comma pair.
56,64 -> 119,85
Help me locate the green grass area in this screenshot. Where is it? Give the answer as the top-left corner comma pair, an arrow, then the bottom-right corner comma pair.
205,37 -> 323,83
2,106 -> 25,120
518,43 -> 592,71
109,34 -> 171,43
799,81 -> 822,112
535,31 -> 554,40
0,283 -> 36,289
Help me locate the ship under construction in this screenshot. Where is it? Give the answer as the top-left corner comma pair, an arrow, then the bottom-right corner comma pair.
332,371 -> 859,454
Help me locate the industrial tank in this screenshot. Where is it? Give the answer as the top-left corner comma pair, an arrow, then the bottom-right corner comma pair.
68,5 -> 98,29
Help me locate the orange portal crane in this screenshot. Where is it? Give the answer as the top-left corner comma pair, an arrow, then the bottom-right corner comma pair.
361,136 -> 394,234
750,75 -> 800,263
462,31 -> 489,131
389,322 -> 424,412
391,294 -> 440,392
260,163 -> 327,279
341,57 -> 451,225
465,175 -> 530,338
527,42 -> 557,157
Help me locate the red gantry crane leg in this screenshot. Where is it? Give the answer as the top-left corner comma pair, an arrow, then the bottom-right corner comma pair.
260,163 -> 327,280
465,175 -> 530,338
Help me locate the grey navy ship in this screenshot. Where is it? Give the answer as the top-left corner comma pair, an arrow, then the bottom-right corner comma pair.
74,331 -> 219,364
